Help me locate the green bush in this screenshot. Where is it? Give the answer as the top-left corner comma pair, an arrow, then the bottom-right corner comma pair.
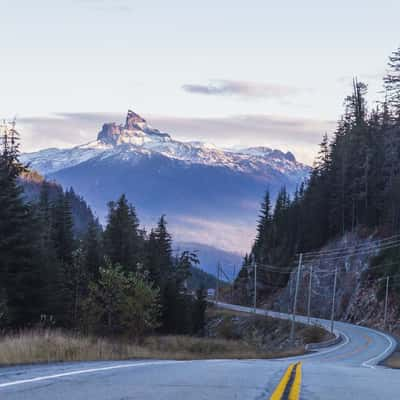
84,262 -> 160,338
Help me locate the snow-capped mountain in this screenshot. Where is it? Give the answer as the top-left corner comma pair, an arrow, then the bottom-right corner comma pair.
22,110 -> 307,179
21,110 -> 310,253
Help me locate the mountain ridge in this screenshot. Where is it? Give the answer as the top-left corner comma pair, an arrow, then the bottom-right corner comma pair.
22,110 -> 309,178
21,110 -> 310,253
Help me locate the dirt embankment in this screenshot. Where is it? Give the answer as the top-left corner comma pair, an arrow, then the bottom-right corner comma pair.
254,232 -> 400,337
205,307 -> 331,354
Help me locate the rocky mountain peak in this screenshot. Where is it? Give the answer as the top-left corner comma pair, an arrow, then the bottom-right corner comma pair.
96,110 -> 171,146
97,122 -> 121,145
239,147 -> 297,163
22,109 -> 309,184
125,109 -> 147,129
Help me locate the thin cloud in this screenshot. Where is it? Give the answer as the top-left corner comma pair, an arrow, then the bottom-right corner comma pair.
18,112 -> 123,152
182,80 -> 309,99
169,215 -> 254,254
150,114 -> 335,164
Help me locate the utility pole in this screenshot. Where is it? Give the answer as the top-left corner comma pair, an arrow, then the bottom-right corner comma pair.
307,266 -> 313,324
289,272 -> 293,314
330,267 -> 338,334
216,263 -> 220,304
253,261 -> 257,313
384,276 -> 390,330
231,265 -> 236,304
290,253 -> 303,344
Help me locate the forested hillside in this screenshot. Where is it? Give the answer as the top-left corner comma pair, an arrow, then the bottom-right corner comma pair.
0,124 -> 207,336
20,170 -> 98,236
239,46 -> 400,301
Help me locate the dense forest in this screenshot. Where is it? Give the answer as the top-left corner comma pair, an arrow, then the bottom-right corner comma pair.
239,46 -> 400,293
0,126 -> 207,337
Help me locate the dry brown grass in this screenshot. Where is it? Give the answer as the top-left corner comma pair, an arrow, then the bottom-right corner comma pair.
385,351 -> 400,369
0,329 -> 305,366
0,330 -> 149,365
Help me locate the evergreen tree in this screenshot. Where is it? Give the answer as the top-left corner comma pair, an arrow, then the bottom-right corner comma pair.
384,45 -> 400,122
145,215 -> 173,288
83,219 -> 103,280
253,190 -> 272,263
36,182 -> 64,321
0,123 -> 43,326
192,285 -> 207,335
85,261 -> 160,337
51,192 -> 74,265
68,247 -> 87,326
103,194 -> 143,271
175,250 -> 198,291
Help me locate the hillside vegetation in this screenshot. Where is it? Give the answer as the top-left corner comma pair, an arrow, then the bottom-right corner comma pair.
0,125 -> 208,339
236,46 -> 400,330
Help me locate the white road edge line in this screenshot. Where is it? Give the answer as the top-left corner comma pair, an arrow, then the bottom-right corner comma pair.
361,329 -> 397,369
216,302 -> 398,367
217,302 -> 351,360
0,361 -> 182,389
2,304 -> 396,389
0,359 -> 236,390
283,331 -> 351,361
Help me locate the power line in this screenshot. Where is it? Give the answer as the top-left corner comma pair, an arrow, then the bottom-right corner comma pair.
301,240 -> 400,261
301,233 -> 400,258
307,240 -> 400,260
311,259 -> 400,275
300,241 -> 400,263
252,263 -> 296,273
255,265 -> 295,274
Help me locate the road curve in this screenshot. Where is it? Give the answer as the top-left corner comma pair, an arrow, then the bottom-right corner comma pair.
0,303 -> 398,400
218,302 -> 397,368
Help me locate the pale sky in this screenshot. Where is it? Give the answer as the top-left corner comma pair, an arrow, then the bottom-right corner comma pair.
1,0 -> 400,164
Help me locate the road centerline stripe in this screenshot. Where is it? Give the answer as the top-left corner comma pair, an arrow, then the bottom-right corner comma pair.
269,363 -> 295,400
288,362 -> 302,400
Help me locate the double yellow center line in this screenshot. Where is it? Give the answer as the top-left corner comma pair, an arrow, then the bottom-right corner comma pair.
269,362 -> 302,400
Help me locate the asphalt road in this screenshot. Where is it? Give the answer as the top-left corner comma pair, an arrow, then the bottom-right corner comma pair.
0,302 -> 398,400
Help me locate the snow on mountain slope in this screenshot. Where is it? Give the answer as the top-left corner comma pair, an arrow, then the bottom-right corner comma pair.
21,110 -> 311,253
21,110 -> 309,180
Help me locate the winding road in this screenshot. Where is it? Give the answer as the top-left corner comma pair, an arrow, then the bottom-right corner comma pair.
0,302 -> 397,400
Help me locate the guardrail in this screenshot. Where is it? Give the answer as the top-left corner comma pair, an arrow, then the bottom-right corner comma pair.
305,334 -> 343,351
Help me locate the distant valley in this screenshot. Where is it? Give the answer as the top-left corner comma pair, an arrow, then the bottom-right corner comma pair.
22,110 -> 310,269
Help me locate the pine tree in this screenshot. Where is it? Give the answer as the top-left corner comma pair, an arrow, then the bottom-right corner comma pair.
51,192 -> 75,265
175,250 -> 197,291
253,190 -> 272,264
36,181 -> 64,322
145,215 -> 173,288
384,46 -> 400,122
103,194 -> 143,271
192,285 -> 207,334
83,219 -> 103,280
0,123 -> 43,326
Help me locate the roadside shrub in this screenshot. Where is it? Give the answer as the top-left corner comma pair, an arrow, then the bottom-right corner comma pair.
301,325 -> 327,344
84,262 -> 160,338
216,317 -> 242,340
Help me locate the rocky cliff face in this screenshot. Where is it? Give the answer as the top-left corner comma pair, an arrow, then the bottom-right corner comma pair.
345,282 -> 400,335
97,110 -> 171,146
247,232 -> 400,335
